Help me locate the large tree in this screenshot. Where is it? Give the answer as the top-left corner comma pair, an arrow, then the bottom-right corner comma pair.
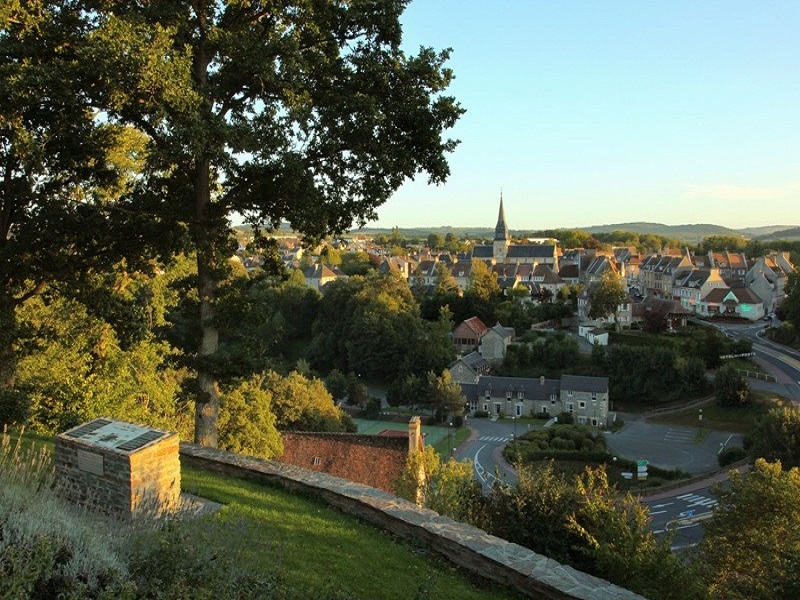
57,1 -> 461,445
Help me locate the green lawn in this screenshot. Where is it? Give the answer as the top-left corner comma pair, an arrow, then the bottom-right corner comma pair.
648,390 -> 791,433
181,467 -> 523,600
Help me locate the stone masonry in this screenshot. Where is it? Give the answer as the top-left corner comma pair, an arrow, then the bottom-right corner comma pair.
55,418 -> 180,517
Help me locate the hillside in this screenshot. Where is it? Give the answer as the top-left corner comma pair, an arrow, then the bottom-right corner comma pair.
755,226 -> 800,241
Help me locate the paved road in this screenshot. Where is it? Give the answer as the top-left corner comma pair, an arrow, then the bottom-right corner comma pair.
455,417 -> 523,490
604,419 -> 741,475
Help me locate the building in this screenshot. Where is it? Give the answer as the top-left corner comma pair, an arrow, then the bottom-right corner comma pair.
457,373 -> 611,427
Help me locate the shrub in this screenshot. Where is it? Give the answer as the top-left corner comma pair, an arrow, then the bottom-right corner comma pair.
718,446 -> 748,468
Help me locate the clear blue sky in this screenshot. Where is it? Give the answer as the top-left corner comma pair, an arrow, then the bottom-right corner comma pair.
369,1 -> 800,231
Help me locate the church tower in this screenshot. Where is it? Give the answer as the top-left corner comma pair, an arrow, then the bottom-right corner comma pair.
493,194 -> 510,262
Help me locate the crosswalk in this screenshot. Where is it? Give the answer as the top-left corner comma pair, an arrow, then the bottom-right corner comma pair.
676,492 -> 718,509
479,435 -> 510,443
664,429 -> 695,442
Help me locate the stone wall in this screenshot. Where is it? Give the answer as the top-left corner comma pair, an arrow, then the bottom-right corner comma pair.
180,443 -> 643,600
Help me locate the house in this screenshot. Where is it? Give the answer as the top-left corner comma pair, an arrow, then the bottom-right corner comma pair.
578,324 -> 609,346
461,374 -> 610,427
631,296 -> 692,329
746,253 -> 794,314
479,323 -> 515,365
448,351 -> 491,384
696,287 -> 766,320
672,268 -> 727,312
638,253 -> 694,298
453,316 -> 489,354
303,263 -> 342,291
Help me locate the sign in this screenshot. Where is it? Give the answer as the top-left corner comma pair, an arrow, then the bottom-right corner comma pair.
636,459 -> 649,467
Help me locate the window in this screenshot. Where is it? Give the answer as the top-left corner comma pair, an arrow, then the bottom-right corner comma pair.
579,401 -> 586,409
541,406 -> 548,414
515,404 -> 522,417
506,390 -> 512,400
549,393 -> 556,402
312,457 -> 321,466
567,390 -> 573,397
591,392 -> 597,400
568,403 -> 574,413
485,389 -> 491,399
517,390 -> 524,399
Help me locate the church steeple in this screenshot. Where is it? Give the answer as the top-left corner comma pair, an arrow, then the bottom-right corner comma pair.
493,192 -> 510,262
494,193 -> 510,242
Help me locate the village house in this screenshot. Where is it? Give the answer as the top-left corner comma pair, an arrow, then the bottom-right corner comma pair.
457,374 -> 611,427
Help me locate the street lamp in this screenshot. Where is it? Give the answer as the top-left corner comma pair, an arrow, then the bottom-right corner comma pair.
512,415 -> 517,441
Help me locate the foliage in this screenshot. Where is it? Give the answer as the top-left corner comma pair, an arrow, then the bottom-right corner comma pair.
323,369 -> 349,402
747,407 -> 800,469
309,274 -> 453,381
714,363 -> 750,407
421,370 -> 467,421
395,447 -> 482,523
604,344 -> 681,405
697,459 -> 800,600
479,462 -> 692,600
498,334 -> 581,376
24,0 -> 462,447
587,270 -> 628,327
781,268 -> 800,330
257,370 -> 354,433
718,446 -> 747,468
14,295 -> 188,436
218,377 -> 283,459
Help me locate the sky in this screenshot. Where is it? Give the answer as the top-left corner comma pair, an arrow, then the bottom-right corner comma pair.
368,1 -> 800,232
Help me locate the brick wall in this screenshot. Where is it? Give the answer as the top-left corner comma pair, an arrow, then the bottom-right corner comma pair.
280,432 -> 408,493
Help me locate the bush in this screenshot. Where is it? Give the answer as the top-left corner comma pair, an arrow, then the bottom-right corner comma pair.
473,410 -> 489,419
556,412 -> 574,425
718,446 -> 748,468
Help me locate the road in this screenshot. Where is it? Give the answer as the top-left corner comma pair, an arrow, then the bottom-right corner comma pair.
713,320 -> 800,401
643,483 -> 718,551
454,417 -> 524,490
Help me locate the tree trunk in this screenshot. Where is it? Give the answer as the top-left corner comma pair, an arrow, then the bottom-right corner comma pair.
191,4 -> 219,447
0,292 -> 16,389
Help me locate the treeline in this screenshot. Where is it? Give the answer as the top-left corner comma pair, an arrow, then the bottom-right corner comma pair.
498,327 -> 751,406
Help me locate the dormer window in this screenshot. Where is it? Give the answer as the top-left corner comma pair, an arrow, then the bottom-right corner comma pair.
506,390 -> 512,400
517,390 -> 524,399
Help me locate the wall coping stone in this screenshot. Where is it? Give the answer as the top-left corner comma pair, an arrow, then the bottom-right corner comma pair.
179,443 -> 644,600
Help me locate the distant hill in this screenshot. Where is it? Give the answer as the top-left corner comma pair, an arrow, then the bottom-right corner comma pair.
755,226 -> 800,242
581,222 -> 743,243
340,222 -> 800,244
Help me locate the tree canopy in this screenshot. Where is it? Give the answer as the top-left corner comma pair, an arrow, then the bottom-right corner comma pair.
6,1 -> 462,445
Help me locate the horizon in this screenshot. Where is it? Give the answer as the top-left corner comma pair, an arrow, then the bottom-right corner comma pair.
368,1 -> 800,231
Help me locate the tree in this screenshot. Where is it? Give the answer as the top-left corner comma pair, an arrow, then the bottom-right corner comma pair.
587,270 -> 628,330
714,363 -> 750,407
781,268 -> 800,329
432,262 -> 458,296
259,370 -> 353,432
35,1 -> 462,447
427,232 -> 445,251
1,4 -> 162,391
697,459 -> 800,600
218,377 -> 283,458
748,407 -> 800,469
395,447 -> 481,522
423,370 -> 465,421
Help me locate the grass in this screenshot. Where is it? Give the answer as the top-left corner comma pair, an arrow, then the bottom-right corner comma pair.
648,390 -> 791,434
1,428 -> 522,599
180,467 -> 524,600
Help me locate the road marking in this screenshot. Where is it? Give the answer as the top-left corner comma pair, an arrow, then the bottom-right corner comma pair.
479,436 -> 509,443
651,502 -> 674,509
649,510 -> 668,516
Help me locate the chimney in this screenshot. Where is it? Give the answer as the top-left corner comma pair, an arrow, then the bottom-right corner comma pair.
539,376 -> 545,386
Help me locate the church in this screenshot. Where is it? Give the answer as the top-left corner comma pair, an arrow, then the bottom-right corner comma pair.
471,196 -> 559,270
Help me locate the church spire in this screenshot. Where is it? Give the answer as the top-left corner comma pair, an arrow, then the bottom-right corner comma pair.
494,192 -> 510,242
